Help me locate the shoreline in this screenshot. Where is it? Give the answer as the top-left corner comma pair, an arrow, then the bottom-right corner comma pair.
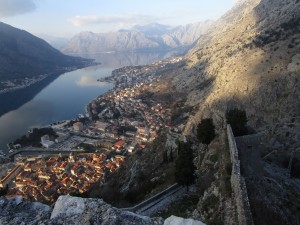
2,56 -> 183,154
0,61 -> 98,95
0,62 -> 103,154
4,68 -> 116,155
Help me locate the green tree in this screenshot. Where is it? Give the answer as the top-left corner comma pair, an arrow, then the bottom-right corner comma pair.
226,108 -> 248,136
197,118 -> 215,145
175,141 -> 196,191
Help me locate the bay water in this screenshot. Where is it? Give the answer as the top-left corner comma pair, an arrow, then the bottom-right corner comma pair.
0,51 -> 181,153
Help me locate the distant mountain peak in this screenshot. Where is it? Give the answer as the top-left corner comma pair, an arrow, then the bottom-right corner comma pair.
61,21 -> 213,54
132,23 -> 172,35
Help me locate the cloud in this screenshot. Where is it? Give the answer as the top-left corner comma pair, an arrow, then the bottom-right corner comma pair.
0,0 -> 36,17
68,14 -> 158,27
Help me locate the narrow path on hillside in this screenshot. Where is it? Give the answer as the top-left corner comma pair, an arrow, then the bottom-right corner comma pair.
122,184 -> 190,216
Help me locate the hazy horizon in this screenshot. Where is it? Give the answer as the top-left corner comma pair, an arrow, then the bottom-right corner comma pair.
0,0 -> 237,38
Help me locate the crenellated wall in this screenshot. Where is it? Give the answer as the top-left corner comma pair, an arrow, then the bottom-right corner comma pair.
227,125 -> 254,225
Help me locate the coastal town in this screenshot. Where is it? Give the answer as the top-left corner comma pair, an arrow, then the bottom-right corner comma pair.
0,57 -> 183,204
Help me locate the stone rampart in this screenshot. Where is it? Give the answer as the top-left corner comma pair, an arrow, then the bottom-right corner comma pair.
227,125 -> 254,225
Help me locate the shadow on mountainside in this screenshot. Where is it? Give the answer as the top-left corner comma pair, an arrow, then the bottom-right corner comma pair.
178,0 -> 300,224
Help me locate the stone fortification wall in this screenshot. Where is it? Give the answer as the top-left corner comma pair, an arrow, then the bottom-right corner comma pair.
227,125 -> 254,225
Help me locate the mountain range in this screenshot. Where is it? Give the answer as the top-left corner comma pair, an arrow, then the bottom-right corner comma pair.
60,21 -> 213,54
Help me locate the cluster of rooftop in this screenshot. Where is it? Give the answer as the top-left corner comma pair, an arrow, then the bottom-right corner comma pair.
3,153 -> 124,204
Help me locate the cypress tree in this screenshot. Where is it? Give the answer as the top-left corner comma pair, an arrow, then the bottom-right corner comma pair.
197,118 -> 215,145
226,108 -> 248,136
175,141 -> 195,191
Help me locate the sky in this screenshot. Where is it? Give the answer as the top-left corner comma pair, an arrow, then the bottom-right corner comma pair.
0,0 -> 237,38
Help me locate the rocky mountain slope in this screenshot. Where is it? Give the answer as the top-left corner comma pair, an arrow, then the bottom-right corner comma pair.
170,0 -> 300,134
166,0 -> 300,224
60,22 -> 212,54
0,22 -> 89,82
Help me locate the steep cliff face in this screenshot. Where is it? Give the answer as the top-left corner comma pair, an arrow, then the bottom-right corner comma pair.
170,0 -> 300,134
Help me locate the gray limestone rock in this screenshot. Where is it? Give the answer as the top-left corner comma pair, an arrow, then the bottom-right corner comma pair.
164,215 -> 205,225
0,195 -> 208,225
49,195 -> 164,225
0,195 -> 165,225
0,196 -> 52,225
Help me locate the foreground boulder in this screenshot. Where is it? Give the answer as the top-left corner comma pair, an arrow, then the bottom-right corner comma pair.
0,195 -> 163,225
0,196 -> 52,225
49,195 -> 163,225
0,195 -> 205,224
164,216 -> 205,225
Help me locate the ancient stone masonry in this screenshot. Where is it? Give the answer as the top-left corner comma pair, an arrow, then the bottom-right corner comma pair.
227,125 -> 254,225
